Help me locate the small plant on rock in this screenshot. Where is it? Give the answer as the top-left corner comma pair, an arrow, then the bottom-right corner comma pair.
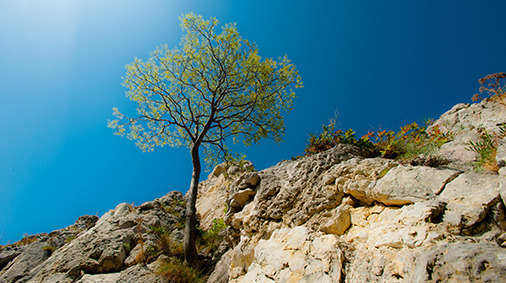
42,245 -> 56,255
303,119 -> 375,156
472,72 -> 506,104
467,124 -> 506,173
198,218 -> 227,254
156,258 -> 204,283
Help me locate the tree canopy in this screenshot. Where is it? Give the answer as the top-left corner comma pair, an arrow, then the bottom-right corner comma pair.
109,13 -> 302,164
108,13 -> 302,263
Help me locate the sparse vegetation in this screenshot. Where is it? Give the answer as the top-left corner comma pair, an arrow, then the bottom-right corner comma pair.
472,72 -> 506,104
302,119 -> 375,157
301,119 -> 452,164
161,199 -> 186,230
155,258 -> 204,283
197,218 -> 227,254
147,225 -> 184,262
367,121 -> 452,160
467,124 -> 506,173
42,245 -> 56,255
65,234 -> 77,243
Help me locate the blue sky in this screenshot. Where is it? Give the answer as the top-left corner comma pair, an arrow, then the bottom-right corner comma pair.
1,0 -> 505,244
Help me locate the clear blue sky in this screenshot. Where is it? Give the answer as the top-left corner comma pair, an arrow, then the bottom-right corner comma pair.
1,0 -> 505,244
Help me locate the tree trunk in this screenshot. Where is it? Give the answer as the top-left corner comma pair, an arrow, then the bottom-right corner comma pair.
184,145 -> 201,264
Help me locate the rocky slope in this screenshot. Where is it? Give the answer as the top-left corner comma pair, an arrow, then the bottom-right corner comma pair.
1,99 -> 505,282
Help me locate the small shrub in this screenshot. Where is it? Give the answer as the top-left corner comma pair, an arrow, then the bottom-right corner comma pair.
303,119 -> 375,156
156,258 -> 203,283
9,234 -> 39,247
368,121 -> 452,160
467,125 -> 506,173
147,225 -> 184,261
122,242 -> 131,253
161,200 -> 186,230
65,234 -> 77,243
472,72 -> 506,103
42,245 -> 56,255
198,218 -> 227,254
302,118 -> 452,164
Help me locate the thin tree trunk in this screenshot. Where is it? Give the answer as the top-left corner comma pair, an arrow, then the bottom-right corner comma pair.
184,145 -> 200,264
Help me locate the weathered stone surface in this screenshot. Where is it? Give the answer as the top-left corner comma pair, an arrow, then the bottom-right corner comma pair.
1,192 -> 186,283
412,241 -> 506,282
439,171 -> 500,229
0,246 -> 24,271
320,206 -> 351,236
231,226 -> 343,283
429,100 -> 506,164
207,250 -> 233,283
368,165 -> 461,205
229,189 -> 256,211
0,241 -> 51,283
4,100 -> 506,283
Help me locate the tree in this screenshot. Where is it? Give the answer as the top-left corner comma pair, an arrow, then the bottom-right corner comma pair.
108,13 -> 302,264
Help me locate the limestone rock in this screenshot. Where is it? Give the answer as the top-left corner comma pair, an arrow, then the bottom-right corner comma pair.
0,241 -> 52,283
320,206 -> 351,236
412,241 -> 506,282
231,226 -> 343,283
429,100 -> 506,164
439,171 -> 500,230
1,192 -> 186,282
367,165 -> 461,205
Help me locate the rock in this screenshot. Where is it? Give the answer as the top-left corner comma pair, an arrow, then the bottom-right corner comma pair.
0,246 -> 24,271
429,100 -> 506,164
123,243 -> 143,267
207,250 -> 233,283
0,241 -> 52,283
230,226 -> 343,283
412,241 -> 506,282
229,189 -> 256,211
1,192 -> 186,282
5,100 -> 506,283
320,206 -> 351,235
367,165 -> 461,205
438,171 -> 500,230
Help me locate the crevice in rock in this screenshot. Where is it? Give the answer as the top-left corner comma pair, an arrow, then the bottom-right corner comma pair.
436,171 -> 464,195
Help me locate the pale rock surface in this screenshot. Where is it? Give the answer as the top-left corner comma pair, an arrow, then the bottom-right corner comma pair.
439,171 -> 501,230
231,226 -> 343,283
360,165 -> 461,205
429,100 -> 506,163
0,192 -> 185,282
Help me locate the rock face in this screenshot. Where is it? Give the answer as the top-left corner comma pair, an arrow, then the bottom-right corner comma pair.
0,192 -> 185,282
198,99 -> 506,282
1,99 -> 505,282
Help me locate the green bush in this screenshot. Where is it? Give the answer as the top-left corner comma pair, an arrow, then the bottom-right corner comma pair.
467,125 -> 506,173
368,121 -> 452,160
302,119 -> 451,162
156,258 -> 204,283
199,218 -> 227,254
303,120 -> 375,156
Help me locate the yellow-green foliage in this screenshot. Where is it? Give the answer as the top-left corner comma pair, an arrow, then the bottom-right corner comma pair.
42,245 -> 56,255
147,225 -> 184,261
467,125 -> 506,173
367,121 -> 452,160
108,12 -> 302,165
303,119 -> 375,156
8,234 -> 39,248
303,119 -> 452,162
156,258 -> 204,283
198,218 -> 227,254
